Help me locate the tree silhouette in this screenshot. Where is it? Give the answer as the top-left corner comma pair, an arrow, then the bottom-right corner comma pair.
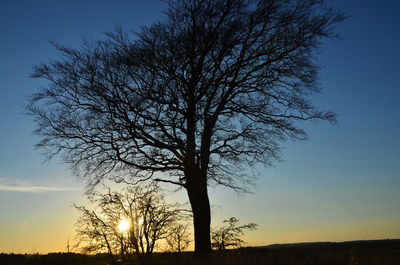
211,217 -> 258,251
28,0 -> 345,255
74,185 -> 183,264
165,223 -> 191,253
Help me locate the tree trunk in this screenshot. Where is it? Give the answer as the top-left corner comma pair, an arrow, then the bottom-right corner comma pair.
185,80 -> 212,255
186,171 -> 212,256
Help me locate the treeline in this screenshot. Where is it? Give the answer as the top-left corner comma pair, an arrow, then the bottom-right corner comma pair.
0,253 -> 109,265
2,240 -> 399,265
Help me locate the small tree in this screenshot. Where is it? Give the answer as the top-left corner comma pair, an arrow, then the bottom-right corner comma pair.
74,204 -> 120,264
211,217 -> 258,251
165,223 -> 191,253
74,184 -> 183,264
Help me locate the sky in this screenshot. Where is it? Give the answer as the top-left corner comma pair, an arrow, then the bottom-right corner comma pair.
0,0 -> 399,254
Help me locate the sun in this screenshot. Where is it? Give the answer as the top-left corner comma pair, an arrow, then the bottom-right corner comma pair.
117,218 -> 130,233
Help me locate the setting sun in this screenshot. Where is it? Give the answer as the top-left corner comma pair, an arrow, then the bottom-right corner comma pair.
117,218 -> 130,233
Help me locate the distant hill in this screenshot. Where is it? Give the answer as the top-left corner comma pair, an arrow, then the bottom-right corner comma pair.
253,238 -> 400,249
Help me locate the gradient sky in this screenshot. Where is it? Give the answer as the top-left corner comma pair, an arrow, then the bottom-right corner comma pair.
1,0 -> 399,254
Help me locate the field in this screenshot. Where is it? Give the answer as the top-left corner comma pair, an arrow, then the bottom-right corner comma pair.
1,239 -> 399,265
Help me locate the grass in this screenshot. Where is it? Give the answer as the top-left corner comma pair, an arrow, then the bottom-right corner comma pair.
154,239 -> 400,265
1,239 -> 399,265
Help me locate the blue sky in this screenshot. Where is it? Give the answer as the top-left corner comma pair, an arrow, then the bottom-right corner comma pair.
0,0 -> 399,253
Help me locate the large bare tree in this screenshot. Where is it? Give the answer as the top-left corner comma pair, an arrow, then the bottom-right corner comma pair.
28,0 -> 345,255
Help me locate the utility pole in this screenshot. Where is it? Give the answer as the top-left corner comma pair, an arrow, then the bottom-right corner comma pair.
66,236 -> 70,253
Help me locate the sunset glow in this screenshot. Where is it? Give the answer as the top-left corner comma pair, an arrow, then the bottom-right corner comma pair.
117,218 -> 130,233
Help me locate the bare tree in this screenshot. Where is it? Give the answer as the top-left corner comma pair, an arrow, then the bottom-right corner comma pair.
74,185 -> 182,264
165,223 -> 191,253
74,205 -> 120,264
28,0 -> 345,255
211,217 -> 258,251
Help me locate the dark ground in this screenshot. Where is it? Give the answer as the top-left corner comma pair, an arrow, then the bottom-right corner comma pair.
1,239 -> 399,265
